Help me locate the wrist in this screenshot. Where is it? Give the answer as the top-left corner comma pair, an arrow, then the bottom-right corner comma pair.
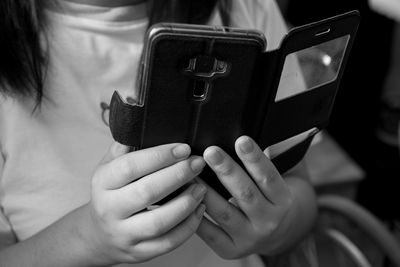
0,204 -> 118,267
258,197 -> 301,256
74,203 -> 118,267
259,178 -> 317,256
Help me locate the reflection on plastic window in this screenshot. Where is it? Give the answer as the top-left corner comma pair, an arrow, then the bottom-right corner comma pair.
275,35 -> 350,102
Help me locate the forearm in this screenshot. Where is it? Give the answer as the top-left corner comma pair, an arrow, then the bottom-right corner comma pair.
0,204 -> 109,267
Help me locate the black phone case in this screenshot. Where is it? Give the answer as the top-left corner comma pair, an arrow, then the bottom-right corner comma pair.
109,11 -> 360,199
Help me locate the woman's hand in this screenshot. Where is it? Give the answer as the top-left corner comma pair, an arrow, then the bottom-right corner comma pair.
85,142 -> 207,265
196,136 -> 310,259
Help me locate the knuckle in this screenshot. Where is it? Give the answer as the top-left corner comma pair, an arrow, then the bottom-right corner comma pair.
216,162 -> 234,177
215,209 -> 233,223
175,164 -> 188,182
132,184 -> 156,205
237,186 -> 257,203
114,234 -> 132,252
175,161 -> 193,183
203,232 -> 219,244
180,196 -> 196,212
267,170 -> 281,185
248,150 -> 264,164
151,149 -> 165,165
116,158 -> 134,178
259,176 -> 268,189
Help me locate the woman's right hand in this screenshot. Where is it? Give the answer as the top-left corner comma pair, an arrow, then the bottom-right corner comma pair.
85,142 -> 207,265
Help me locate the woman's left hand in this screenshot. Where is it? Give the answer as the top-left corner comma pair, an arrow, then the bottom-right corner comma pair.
196,136 -> 296,259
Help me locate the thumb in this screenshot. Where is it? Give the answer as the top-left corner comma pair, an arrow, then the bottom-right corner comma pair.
101,142 -> 131,164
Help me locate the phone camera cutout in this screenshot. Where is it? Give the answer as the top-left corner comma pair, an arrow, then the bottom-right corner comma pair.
216,61 -> 227,72
193,80 -> 209,101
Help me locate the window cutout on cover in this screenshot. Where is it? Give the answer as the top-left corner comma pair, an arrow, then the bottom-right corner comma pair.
275,35 -> 350,102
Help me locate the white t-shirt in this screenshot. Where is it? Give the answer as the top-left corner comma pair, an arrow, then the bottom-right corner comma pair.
0,1 -> 303,266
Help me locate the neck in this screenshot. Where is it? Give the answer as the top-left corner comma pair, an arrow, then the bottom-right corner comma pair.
61,0 -> 146,7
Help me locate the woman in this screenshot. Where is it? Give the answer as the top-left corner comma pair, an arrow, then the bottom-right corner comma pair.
0,0 -> 317,266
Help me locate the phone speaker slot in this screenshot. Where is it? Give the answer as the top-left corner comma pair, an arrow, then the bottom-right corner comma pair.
315,28 -> 331,36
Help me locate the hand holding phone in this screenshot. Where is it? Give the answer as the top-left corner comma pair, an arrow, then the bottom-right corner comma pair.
109,11 -> 360,199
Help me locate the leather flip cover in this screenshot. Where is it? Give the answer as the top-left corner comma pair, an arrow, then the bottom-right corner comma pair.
109,11 -> 360,199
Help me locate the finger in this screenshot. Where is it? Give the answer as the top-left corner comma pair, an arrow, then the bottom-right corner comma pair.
112,156 -> 206,215
99,143 -> 191,189
121,183 -> 207,239
132,204 -> 206,260
235,136 -> 291,206
101,142 -> 131,164
196,217 -> 237,259
196,179 -> 248,236
203,146 -> 268,218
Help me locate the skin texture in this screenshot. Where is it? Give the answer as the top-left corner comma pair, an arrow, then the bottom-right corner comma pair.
0,138 -> 316,266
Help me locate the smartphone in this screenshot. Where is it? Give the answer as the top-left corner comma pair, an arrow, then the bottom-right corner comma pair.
109,12 -> 360,200
132,23 -> 267,198
135,22 -> 266,150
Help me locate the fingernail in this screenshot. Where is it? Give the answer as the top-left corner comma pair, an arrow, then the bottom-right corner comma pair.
196,204 -> 206,218
205,148 -> 223,166
190,157 -> 206,173
172,144 -> 191,159
238,137 -> 254,154
192,184 -> 207,200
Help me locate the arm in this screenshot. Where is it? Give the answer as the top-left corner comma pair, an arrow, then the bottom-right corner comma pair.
0,204 -> 109,267
0,142 -> 207,266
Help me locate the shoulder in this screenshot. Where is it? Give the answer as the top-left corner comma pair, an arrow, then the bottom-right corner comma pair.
230,0 -> 288,50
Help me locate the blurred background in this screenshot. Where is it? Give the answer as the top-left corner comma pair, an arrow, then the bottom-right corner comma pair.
274,0 -> 400,266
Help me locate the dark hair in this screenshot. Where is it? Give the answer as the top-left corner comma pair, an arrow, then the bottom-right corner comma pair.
0,0 -> 229,105
0,0 -> 47,103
